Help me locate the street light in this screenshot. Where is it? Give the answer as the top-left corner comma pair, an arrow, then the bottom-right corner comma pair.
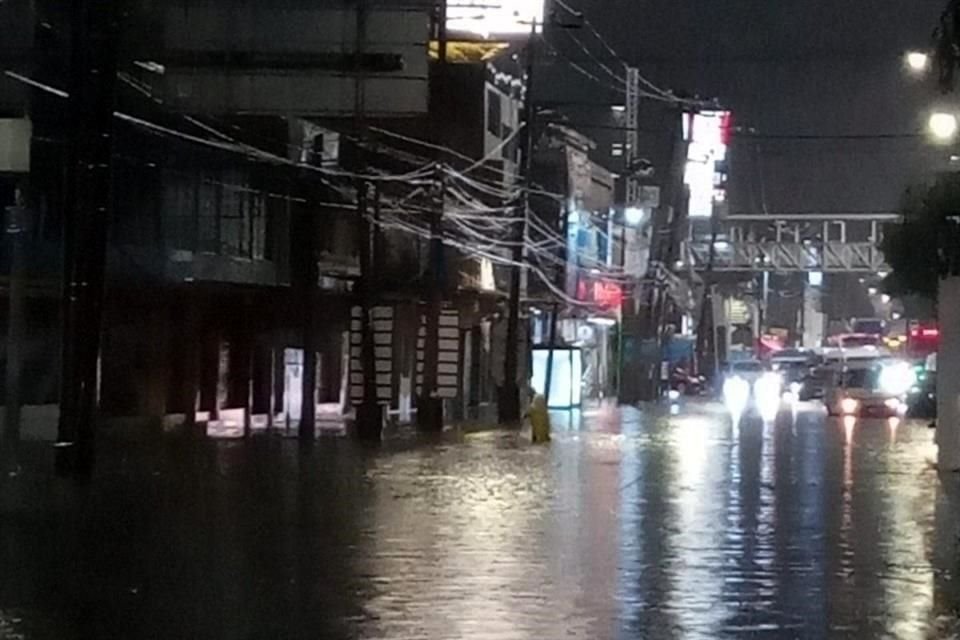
906,51 -> 930,74
624,207 -> 645,226
929,112 -> 959,142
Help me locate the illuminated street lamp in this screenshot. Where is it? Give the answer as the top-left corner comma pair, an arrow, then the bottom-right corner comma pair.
906,51 -> 930,74
624,207 -> 645,226
929,112 -> 959,142
881,294 -> 891,304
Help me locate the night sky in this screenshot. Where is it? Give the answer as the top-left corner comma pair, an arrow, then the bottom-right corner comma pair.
572,0 -> 950,214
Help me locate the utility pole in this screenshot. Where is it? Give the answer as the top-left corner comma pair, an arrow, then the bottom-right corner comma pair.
57,0 -> 121,477
500,18 -> 538,424
625,68 -> 640,215
296,198 -> 318,442
618,67 -> 640,401
695,210 -> 720,376
3,194 -> 27,471
418,165 -> 445,431
638,106 -> 691,398
349,0 -> 386,439
356,180 -> 383,438
415,0 -> 449,432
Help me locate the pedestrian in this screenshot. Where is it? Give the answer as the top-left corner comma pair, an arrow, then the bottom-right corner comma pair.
526,392 -> 551,444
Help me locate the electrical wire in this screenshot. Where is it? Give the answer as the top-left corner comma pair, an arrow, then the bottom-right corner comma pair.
550,0 -> 708,107
554,24 -> 627,85
10,69 -> 631,308
541,37 -> 627,96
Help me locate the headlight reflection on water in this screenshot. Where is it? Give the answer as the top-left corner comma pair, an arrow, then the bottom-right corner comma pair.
723,376 -> 750,419
754,373 -> 783,423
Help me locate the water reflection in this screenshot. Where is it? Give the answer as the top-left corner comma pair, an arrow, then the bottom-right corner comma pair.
0,404 -> 953,638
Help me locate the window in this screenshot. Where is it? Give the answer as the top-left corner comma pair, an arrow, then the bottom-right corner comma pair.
611,143 -> 625,157
486,88 -> 502,137
164,169 -> 267,260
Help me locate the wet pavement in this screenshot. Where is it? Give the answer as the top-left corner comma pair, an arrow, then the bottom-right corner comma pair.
2,401 -> 960,639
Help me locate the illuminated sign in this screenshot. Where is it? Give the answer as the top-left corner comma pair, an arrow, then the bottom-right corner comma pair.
447,0 -> 544,39
683,110 -> 732,218
575,279 -> 623,310
479,257 -> 496,291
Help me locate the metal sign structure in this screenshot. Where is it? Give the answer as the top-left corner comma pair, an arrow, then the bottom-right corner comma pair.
683,213 -> 897,273
684,241 -> 888,273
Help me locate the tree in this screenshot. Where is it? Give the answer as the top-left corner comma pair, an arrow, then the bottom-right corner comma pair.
880,174 -> 960,305
935,0 -> 960,92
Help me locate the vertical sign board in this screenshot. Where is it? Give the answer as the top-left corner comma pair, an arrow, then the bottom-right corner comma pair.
348,306 -> 394,404
683,110 -> 732,219
416,311 -> 461,399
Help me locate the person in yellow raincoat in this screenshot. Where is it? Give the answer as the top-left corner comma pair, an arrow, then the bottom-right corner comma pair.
527,393 -> 551,443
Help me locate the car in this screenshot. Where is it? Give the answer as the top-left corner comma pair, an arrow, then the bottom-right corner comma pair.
825,360 -> 914,418
721,360 -> 782,417
798,364 -> 837,401
724,359 -> 768,385
770,349 -> 817,395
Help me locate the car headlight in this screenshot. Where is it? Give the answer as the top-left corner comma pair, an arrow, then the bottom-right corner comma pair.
879,362 -> 916,396
841,397 -> 860,414
723,376 -> 751,414
884,398 -> 901,411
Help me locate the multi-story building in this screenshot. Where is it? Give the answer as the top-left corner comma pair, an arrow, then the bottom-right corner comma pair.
0,0 -> 434,436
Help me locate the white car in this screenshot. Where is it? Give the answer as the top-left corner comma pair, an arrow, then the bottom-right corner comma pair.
826,360 -> 914,418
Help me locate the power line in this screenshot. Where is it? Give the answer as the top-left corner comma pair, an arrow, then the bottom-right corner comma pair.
551,0 -> 707,107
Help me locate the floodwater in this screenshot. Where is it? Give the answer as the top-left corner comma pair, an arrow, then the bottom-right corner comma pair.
1,402 -> 959,639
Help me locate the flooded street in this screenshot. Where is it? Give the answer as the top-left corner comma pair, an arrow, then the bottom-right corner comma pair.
2,402 -> 960,639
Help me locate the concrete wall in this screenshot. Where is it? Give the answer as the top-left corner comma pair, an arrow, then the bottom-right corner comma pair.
938,276 -> 960,471
136,2 -> 431,116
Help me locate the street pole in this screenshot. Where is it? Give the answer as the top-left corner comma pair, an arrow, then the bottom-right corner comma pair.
350,0 -> 386,439
356,181 -> 384,438
695,212 -> 719,376
3,198 -> 26,471
500,18 -> 537,424
297,202 -> 318,442
418,165 -> 445,431
543,199 -> 570,406
636,106 -> 689,400
618,66 -> 640,402
57,0 -> 120,478
414,0 -> 448,432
